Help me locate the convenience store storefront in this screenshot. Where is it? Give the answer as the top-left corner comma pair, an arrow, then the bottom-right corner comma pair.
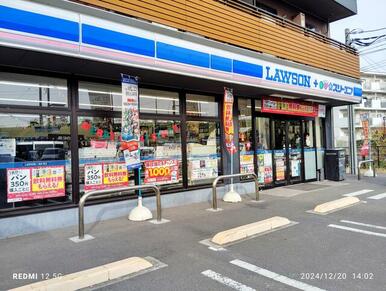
0,0 -> 362,235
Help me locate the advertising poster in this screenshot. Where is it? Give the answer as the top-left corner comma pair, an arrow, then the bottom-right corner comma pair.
257,150 -> 273,184
360,113 -> 369,157
189,158 -> 218,181
240,154 -> 254,174
262,97 -> 319,117
84,164 -> 103,191
121,74 -> 141,170
103,162 -> 129,187
274,150 -> 286,181
144,159 -> 178,184
7,165 -> 65,202
291,160 -> 300,177
223,88 -> 237,154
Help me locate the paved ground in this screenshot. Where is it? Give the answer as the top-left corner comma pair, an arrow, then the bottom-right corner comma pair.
1,174 -> 385,291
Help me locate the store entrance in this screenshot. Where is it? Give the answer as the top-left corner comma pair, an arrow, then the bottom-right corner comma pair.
271,119 -> 304,185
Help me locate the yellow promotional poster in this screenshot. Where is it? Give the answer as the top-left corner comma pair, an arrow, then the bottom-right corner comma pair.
31,166 -> 65,193
103,162 -> 128,186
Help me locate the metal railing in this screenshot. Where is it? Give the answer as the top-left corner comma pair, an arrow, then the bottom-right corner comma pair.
211,173 -> 259,210
358,160 -> 376,180
78,185 -> 161,240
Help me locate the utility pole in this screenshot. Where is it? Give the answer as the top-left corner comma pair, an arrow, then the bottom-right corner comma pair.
345,28 -> 358,175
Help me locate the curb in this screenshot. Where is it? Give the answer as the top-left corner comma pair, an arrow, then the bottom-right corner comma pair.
313,197 -> 361,214
211,216 -> 291,246
10,257 -> 153,291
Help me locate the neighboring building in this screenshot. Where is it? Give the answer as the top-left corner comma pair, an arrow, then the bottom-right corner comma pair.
333,72 -> 386,147
0,0 -> 360,237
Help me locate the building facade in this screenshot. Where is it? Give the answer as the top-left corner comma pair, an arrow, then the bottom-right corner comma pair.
0,0 -> 361,237
334,72 -> 386,146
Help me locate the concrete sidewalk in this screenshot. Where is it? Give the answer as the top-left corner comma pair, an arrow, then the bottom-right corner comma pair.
0,174 -> 384,290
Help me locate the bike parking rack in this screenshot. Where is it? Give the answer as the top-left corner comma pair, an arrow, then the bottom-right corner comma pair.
211,173 -> 259,211
77,185 -> 161,240
357,160 -> 376,180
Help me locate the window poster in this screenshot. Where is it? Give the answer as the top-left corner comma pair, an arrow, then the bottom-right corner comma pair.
144,159 -> 179,184
240,153 -> 254,174
84,163 -> 103,191
189,158 -> 218,181
7,165 -> 65,202
274,150 -> 286,181
256,150 -> 273,184
84,162 -> 128,191
291,160 -> 300,177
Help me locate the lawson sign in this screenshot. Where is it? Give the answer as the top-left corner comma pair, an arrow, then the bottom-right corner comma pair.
0,0 -> 362,103
263,65 -> 361,99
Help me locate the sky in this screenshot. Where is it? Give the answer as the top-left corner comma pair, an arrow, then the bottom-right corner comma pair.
330,0 -> 386,73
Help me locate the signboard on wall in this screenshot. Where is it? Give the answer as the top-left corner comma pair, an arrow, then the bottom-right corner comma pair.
7,165 -> 65,202
144,159 -> 178,184
121,74 -> 141,170
261,97 -> 319,117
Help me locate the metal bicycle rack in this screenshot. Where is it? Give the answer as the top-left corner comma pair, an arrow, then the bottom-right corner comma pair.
357,160 -> 376,180
77,184 -> 161,240
211,173 -> 259,211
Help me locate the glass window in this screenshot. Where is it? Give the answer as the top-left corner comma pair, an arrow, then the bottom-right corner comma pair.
255,99 -> 262,112
139,120 -> 182,188
186,121 -> 221,185
0,114 -> 71,211
315,117 -> 325,170
256,117 -> 270,150
238,99 -> 254,174
186,94 -> 218,117
78,116 -> 135,194
0,73 -> 67,107
304,121 -> 314,148
303,120 -> 316,180
139,89 -> 179,115
79,82 -> 121,111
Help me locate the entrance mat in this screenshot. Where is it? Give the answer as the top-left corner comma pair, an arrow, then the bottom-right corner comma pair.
285,183 -> 330,191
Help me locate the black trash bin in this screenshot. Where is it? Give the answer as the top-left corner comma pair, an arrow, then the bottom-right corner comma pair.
325,149 -> 346,181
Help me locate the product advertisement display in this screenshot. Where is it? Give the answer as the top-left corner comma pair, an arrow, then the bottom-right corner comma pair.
7,165 -> 65,202
121,74 -> 141,170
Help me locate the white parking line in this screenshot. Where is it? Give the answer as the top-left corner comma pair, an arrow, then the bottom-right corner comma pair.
230,259 -> 326,291
201,269 -> 256,291
368,193 -> 386,200
328,224 -> 386,238
340,220 -> 386,230
343,189 -> 373,197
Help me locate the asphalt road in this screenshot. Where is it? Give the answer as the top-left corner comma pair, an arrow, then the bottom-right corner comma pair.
1,175 -> 385,291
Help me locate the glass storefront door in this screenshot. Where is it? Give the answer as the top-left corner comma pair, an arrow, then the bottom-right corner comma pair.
271,119 -> 304,184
